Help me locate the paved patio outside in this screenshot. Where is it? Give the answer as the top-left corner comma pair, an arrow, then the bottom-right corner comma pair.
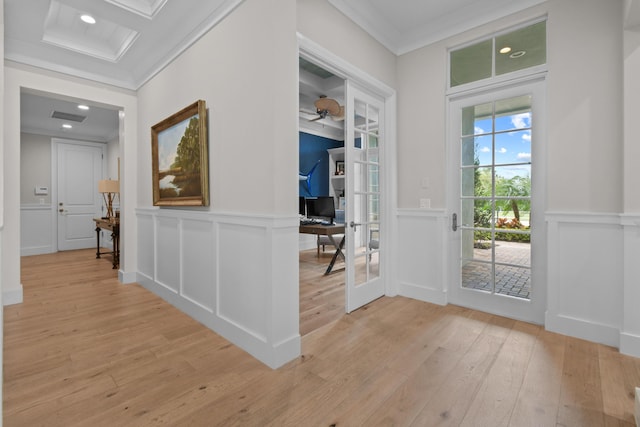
461,240 -> 531,299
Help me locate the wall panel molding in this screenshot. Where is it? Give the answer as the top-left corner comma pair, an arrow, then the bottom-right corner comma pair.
545,212 -> 624,349
136,207 -> 300,368
396,208 -> 448,305
20,204 -> 54,256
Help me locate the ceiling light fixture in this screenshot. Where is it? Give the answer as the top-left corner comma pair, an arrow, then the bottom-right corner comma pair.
62,124 -> 72,129
499,46 -> 512,54
509,50 -> 526,59
80,14 -> 96,24
78,104 -> 90,110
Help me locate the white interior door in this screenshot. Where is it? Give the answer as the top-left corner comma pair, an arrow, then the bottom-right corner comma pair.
345,81 -> 385,313
448,80 -> 545,323
56,140 -> 105,251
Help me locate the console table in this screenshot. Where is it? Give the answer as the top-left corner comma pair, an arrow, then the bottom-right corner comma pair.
93,218 -> 119,269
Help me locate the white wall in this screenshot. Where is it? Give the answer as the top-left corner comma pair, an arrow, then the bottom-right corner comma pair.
20,133 -> 51,205
135,0 -> 300,368
622,11 -> 640,356
106,137 -> 120,181
20,133 -> 54,256
297,0 -> 397,90
547,0 -> 623,213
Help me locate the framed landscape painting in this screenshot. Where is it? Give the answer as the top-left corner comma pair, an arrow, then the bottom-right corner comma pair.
151,100 -> 209,206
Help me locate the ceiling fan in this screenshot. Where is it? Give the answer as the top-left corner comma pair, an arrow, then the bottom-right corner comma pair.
306,95 -> 344,122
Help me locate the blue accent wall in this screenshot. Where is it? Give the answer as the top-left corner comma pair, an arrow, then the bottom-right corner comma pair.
299,132 -> 343,197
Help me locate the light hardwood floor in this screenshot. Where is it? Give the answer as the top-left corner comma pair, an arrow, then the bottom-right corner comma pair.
4,248 -> 640,426
299,248 -> 345,336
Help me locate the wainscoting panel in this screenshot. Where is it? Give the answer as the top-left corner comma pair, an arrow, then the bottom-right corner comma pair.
181,218 -> 216,312
217,221 -> 268,341
137,213 -> 155,280
396,209 -> 448,305
156,216 -> 180,293
546,213 -> 623,348
135,208 -> 300,369
20,205 -> 54,256
621,214 -> 640,357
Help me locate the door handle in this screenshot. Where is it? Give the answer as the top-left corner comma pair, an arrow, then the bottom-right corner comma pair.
349,221 -> 361,231
452,213 -> 459,232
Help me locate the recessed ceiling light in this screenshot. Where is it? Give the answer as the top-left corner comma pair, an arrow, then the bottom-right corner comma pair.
78,104 -> 90,110
509,50 -> 526,59
62,124 -> 73,129
499,47 -> 512,54
80,14 -> 96,24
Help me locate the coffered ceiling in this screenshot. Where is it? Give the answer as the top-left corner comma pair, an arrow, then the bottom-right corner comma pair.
4,0 -> 245,90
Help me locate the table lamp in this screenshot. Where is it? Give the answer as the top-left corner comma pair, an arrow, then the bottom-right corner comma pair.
98,179 -> 119,220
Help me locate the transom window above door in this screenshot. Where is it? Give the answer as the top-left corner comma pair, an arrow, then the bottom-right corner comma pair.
449,20 -> 547,88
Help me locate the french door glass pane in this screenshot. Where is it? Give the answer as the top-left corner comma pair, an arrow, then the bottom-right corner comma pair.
460,94 -> 532,299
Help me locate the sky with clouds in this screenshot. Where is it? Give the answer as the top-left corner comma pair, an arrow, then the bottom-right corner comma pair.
473,112 -> 531,179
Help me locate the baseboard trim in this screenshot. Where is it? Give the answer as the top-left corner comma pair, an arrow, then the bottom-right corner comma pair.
21,246 -> 54,256
137,273 -> 300,369
3,285 -> 24,306
545,311 -> 619,348
118,270 -> 137,284
398,282 -> 447,306
620,332 -> 640,358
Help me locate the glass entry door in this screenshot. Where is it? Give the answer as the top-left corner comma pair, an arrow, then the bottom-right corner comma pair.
449,81 -> 545,323
345,81 -> 384,313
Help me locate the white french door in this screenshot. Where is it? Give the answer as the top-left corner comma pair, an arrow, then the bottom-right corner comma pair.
55,139 -> 105,251
345,81 -> 385,313
448,80 -> 545,323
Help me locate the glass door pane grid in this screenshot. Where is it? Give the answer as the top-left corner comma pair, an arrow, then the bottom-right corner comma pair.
354,108 -> 381,284
460,100 -> 531,299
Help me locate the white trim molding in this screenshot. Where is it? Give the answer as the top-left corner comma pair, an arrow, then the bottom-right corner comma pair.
136,208 -> 300,369
545,212 -> 624,349
20,204 -> 54,256
396,208 -> 448,306
621,214 -> 640,357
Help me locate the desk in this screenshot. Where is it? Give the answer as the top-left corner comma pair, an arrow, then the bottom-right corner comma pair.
299,223 -> 345,275
93,218 -> 119,269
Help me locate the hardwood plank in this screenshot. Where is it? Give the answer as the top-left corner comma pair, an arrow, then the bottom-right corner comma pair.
4,249 -> 640,426
409,329 -> 508,426
507,329 -> 566,426
599,344 -> 639,425
556,336 -> 606,427
459,320 -> 539,426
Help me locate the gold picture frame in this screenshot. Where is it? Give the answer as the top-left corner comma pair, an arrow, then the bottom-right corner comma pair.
151,100 -> 209,206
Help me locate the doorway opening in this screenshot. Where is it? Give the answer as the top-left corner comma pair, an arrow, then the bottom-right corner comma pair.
19,89 -> 121,264
297,37 -> 396,335
298,57 -> 346,336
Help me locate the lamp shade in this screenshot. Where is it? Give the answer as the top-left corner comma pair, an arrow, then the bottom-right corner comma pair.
98,180 -> 119,193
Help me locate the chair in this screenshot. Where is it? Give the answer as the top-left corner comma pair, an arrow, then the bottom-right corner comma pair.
317,234 -> 344,256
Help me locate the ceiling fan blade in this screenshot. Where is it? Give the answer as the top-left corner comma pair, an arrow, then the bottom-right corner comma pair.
314,97 -> 341,116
